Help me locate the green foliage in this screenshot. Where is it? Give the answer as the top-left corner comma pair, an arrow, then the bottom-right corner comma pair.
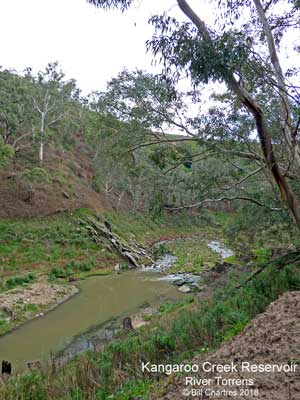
22,167 -> 50,183
0,210 -> 209,283
6,272 -> 36,290
98,352 -> 113,382
66,260 -> 93,272
253,248 -> 271,264
0,144 -> 14,167
23,303 -> 39,313
152,243 -> 169,259
7,372 -> 47,400
0,69 -> 34,149
166,237 -> 219,274
158,297 -> 194,314
48,261 -> 93,281
120,262 -> 128,271
110,380 -> 152,400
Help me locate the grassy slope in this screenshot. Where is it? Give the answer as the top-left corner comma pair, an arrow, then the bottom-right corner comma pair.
0,209 -> 220,280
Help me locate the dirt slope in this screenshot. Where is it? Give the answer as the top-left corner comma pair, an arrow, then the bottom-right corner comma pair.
159,291 -> 300,400
0,141 -> 130,218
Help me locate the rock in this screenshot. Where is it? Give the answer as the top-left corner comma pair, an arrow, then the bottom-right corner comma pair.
190,282 -> 202,292
185,275 -> 201,284
214,262 -> 226,273
27,360 -> 42,370
178,284 -> 191,293
104,220 -> 112,232
214,261 -> 232,273
122,317 -> 133,330
36,313 -> 44,317
122,251 -> 139,268
1,360 -> 12,374
207,240 -> 234,258
174,279 -> 186,286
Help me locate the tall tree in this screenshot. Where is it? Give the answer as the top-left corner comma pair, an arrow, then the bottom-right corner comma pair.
27,62 -> 81,162
0,69 -> 34,152
87,0 -> 300,230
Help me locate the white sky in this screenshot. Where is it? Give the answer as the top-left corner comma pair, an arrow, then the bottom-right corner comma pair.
0,0 -> 297,96
0,0 -> 220,95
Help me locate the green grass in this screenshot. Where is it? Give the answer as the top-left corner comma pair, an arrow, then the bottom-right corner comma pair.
5,272 -> 36,290
23,303 -> 39,313
48,261 -> 93,281
0,211 -> 116,278
165,238 -> 220,273
158,297 -> 194,314
0,209 -> 220,281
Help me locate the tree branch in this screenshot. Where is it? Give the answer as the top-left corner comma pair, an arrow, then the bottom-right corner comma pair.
124,136 -> 199,154
165,196 -> 282,211
164,149 -> 214,174
221,167 -> 263,191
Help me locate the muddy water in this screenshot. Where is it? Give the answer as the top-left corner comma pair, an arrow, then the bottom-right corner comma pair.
0,270 -> 183,371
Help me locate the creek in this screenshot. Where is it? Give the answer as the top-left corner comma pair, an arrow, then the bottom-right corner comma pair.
0,268 -> 183,372
0,239 -> 233,372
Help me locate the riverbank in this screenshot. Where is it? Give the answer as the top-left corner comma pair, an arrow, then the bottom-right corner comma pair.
0,209 -> 223,336
0,234 -> 233,370
1,209 -> 299,400
1,248 -> 300,400
0,278 -> 78,336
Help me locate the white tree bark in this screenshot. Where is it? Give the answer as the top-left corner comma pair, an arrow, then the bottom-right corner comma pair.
39,142 -> 44,163
33,90 -> 52,163
39,111 -> 46,163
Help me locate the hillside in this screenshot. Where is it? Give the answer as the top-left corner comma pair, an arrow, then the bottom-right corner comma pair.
0,140 -> 123,218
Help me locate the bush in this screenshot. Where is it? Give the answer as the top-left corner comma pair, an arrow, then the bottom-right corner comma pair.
22,167 -> 50,183
48,261 -> 93,281
6,272 -> 36,289
66,260 -> 93,272
0,144 -> 14,167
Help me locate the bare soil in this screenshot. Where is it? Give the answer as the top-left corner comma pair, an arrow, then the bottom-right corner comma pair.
0,282 -> 78,310
0,281 -> 78,329
159,291 -> 300,400
0,142 -> 131,218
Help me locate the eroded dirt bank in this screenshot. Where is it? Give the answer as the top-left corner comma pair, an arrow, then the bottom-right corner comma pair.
0,281 -> 78,334
159,291 -> 300,400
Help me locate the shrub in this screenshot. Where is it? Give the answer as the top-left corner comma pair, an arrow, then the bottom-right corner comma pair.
0,144 -> 14,167
6,272 -> 36,289
48,261 -> 93,281
22,167 -> 50,183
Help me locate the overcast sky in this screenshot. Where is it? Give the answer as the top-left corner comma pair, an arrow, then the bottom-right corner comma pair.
0,1 -> 297,96
0,0 -> 220,94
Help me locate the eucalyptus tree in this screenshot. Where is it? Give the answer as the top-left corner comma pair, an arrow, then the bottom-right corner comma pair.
90,66 -> 283,214
87,0 -> 300,230
26,62 -> 81,162
0,69 -> 34,152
